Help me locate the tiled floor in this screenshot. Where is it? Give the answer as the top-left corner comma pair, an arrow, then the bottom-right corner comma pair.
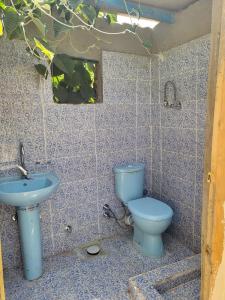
162,278 -> 200,300
4,233 -> 194,300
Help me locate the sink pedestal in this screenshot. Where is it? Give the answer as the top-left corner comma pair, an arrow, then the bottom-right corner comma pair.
17,204 -> 42,280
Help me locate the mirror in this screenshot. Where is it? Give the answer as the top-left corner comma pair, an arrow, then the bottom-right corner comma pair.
51,54 -> 102,104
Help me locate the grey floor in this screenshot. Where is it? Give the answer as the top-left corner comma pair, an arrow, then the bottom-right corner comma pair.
4,234 -> 194,300
162,278 -> 200,300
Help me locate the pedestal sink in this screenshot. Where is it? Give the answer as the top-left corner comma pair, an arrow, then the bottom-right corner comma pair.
0,173 -> 59,280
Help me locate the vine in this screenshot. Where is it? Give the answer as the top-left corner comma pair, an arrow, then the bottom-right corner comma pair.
0,0 -> 152,103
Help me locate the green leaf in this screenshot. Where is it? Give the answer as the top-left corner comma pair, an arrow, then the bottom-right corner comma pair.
9,25 -> 23,39
142,40 -> 152,49
53,18 -> 70,37
53,54 -> 76,75
34,37 -> 53,60
53,85 -> 69,102
33,17 -> 46,37
0,1 -> 6,10
3,7 -> 23,39
68,0 -> 81,10
51,62 -> 64,76
0,19 -> 3,36
35,64 -> 49,79
80,84 -> 94,100
82,5 -> 97,24
106,13 -> 117,24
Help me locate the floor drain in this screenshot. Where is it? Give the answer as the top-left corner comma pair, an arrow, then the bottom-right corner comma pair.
86,245 -> 100,255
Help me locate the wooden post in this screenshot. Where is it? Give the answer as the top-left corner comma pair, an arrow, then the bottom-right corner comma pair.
0,242 -> 5,300
201,0 -> 225,299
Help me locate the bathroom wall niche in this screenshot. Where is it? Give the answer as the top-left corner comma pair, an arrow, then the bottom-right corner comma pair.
51,54 -> 102,104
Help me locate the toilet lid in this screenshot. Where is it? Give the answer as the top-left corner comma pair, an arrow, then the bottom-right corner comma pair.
128,197 -> 173,221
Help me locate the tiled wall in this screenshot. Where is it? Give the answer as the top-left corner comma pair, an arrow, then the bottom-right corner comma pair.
150,35 -> 210,252
0,35 -> 209,269
0,40 -> 152,269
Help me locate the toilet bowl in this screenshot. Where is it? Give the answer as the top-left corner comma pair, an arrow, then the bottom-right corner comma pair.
128,197 -> 173,257
113,163 -> 173,258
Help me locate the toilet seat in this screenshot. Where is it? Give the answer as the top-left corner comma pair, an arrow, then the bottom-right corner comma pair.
128,197 -> 173,221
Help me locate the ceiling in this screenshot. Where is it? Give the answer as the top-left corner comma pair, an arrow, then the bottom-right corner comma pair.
130,0 -> 199,12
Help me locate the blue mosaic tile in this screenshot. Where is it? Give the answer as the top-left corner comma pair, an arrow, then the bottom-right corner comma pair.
137,103 -> 151,126
151,80 -> 160,104
48,155 -> 96,183
4,234 -> 195,300
161,173 -> 195,209
152,126 -> 161,150
103,78 -> 136,104
137,126 -> 152,148
162,150 -> 196,183
197,69 -> 208,99
197,129 -> 206,158
95,104 -> 136,129
102,51 -> 138,80
162,127 -> 196,156
197,99 -> 207,130
96,127 -> 136,153
96,150 -> 136,177
136,56 -> 150,81
137,80 -> 151,104
151,56 -> 159,81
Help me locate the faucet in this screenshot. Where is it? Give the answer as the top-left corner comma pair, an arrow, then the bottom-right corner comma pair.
17,143 -> 29,179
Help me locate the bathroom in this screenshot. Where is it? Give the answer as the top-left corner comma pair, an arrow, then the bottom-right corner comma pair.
0,0 -> 218,299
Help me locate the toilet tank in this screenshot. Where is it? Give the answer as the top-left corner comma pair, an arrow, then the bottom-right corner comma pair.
113,163 -> 145,205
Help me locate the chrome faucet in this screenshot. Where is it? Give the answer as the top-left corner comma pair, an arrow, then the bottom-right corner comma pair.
17,143 -> 29,179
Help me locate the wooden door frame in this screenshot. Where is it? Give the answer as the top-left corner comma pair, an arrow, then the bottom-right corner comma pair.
201,0 -> 225,298
0,242 -> 5,300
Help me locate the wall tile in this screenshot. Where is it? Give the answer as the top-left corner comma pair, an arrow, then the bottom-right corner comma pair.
137,126 -> 152,149
136,55 -> 150,81
195,181 -> 203,212
136,81 -> 150,104
95,104 -> 136,129
96,127 -> 136,153
0,36 -> 210,266
151,104 -> 160,127
136,147 -> 152,174
137,104 -> 151,126
151,170 -> 161,197
161,173 -> 195,209
196,35 -> 211,70
151,80 -> 160,104
97,150 -> 136,177
162,151 -> 196,183
45,105 -> 95,132
48,155 -> 96,183
197,129 -> 205,158
161,107 -> 196,129
197,99 -> 207,130
102,51 -> 138,80
46,129 -> 96,159
151,56 -> 159,81
152,148 -> 161,171
162,128 -> 196,156
103,79 -> 136,104
160,72 -> 197,108
197,69 -> 208,99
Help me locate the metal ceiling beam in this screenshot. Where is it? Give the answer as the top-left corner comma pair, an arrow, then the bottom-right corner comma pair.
94,0 -> 175,24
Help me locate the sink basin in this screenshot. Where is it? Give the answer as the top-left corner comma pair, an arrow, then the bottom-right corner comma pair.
0,172 -> 59,281
0,172 -> 59,208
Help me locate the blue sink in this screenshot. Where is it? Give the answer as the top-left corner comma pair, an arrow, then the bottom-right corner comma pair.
0,173 -> 59,208
0,172 -> 59,281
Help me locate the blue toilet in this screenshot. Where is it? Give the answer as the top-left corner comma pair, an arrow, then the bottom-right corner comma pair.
113,163 -> 173,258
